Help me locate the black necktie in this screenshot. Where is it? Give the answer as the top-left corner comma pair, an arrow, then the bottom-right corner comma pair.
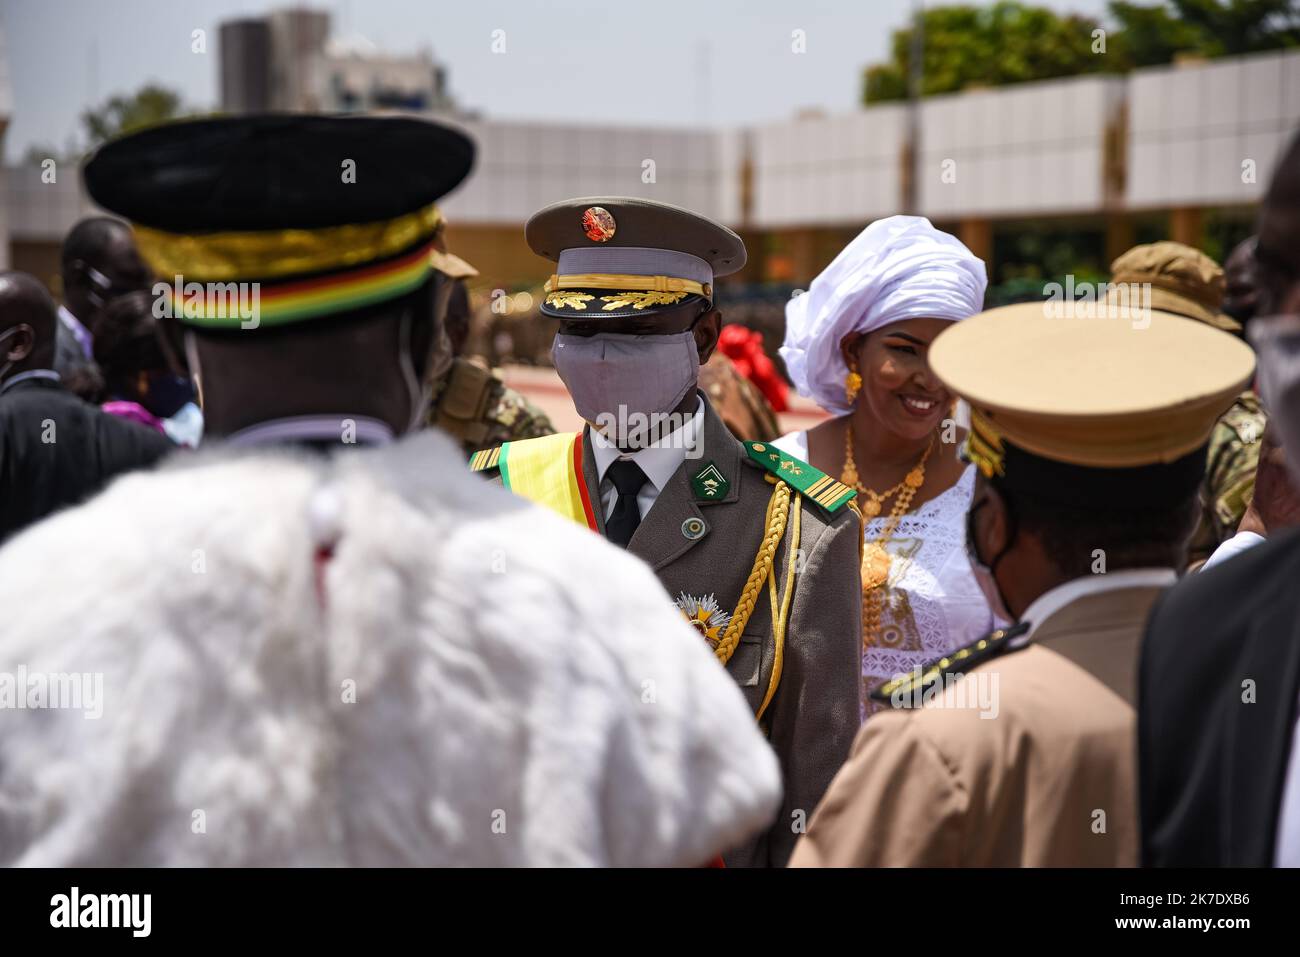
605,459 -> 648,548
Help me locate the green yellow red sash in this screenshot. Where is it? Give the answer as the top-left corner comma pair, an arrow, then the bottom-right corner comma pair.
472,432 -> 598,531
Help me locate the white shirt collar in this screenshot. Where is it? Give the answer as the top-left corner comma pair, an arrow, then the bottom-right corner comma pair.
225,414 -> 395,448
1016,567 -> 1177,644
589,397 -> 704,495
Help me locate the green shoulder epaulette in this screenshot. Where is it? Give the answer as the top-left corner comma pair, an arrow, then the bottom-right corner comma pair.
468,445 -> 504,472
743,441 -> 856,513
868,621 -> 1031,706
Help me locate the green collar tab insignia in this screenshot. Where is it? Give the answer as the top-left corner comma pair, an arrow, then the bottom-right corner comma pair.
691,461 -> 729,500
744,442 -> 855,513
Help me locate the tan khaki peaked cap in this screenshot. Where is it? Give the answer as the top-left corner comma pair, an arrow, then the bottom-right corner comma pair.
1106,241 -> 1241,333
929,302 -> 1256,469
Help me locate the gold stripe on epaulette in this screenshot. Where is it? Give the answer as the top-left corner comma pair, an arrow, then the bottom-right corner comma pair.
814,481 -> 853,508
805,475 -> 833,499
874,629 -> 1005,700
470,447 -> 502,471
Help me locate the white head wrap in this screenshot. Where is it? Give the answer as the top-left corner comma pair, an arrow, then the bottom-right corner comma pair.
780,215 -> 988,415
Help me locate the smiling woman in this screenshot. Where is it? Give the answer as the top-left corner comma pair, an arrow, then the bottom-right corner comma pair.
776,216 -> 998,716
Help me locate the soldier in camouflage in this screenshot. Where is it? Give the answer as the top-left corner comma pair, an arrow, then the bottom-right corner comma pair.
1190,391 -> 1266,564
426,248 -> 555,455
1106,241 -> 1266,567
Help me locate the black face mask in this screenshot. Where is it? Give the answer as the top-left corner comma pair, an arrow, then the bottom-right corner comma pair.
965,496 -> 1017,623
139,372 -> 195,419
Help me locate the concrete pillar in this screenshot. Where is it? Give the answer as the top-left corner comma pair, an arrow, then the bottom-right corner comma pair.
787,228 -> 818,286
1105,215 -> 1135,266
1169,207 -> 1203,248
958,218 -> 993,275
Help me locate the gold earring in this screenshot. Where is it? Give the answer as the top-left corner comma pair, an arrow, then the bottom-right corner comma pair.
845,363 -> 862,404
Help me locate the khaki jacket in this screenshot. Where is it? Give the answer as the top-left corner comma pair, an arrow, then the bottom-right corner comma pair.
790,583 -> 1162,867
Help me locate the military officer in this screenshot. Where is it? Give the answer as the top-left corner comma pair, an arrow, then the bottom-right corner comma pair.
426,246 -> 556,454
1106,241 -> 1267,567
789,301 -> 1254,867
471,196 -> 863,867
0,119 -> 782,867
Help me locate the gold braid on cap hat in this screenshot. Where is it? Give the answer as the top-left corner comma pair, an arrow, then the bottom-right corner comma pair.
133,203 -> 443,282
543,273 -> 712,311
965,409 -> 1006,479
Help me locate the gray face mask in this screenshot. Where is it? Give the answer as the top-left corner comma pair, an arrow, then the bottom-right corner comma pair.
1251,315 -> 1300,484
551,331 -> 700,445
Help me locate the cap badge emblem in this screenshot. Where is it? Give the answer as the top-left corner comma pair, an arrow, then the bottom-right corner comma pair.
581,206 -> 616,243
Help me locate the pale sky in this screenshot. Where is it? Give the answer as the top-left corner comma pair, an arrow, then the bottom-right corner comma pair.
1,0 -> 1114,162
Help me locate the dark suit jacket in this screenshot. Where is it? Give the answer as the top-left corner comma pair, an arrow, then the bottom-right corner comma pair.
0,377 -> 174,544
1139,528 -> 1300,866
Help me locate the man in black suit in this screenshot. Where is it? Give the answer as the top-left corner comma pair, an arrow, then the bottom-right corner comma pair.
1140,131 -> 1300,866
0,271 -> 173,544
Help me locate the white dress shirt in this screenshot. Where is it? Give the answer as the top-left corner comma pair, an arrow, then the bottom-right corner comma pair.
589,398 -> 704,522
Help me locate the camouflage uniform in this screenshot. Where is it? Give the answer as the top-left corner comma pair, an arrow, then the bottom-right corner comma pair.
1187,391 -> 1266,567
1102,242 -> 1259,568
698,351 -> 782,443
429,356 -> 555,456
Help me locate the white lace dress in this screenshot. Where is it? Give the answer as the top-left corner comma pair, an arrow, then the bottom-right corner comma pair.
774,430 -> 996,716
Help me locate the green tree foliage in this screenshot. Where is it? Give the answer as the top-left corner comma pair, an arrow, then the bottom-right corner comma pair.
1120,0 -> 1299,62
81,83 -> 185,149
863,0 -> 1300,104
21,83 -> 192,166
865,3 -> 1107,103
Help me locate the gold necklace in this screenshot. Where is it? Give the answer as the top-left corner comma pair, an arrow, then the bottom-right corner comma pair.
842,423 -> 935,647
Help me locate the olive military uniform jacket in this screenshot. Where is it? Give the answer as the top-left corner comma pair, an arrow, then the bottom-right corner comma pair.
697,352 -> 781,444
476,396 -> 863,867
790,579 -> 1164,867
429,357 -> 555,456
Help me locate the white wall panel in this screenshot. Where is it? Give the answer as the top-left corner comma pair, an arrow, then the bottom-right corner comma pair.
917,75 -> 1120,218
749,103 -> 906,227
1126,49 -> 1300,208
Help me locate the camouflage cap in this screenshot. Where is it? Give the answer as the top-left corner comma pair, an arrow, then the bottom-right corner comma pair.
1106,241 -> 1241,333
